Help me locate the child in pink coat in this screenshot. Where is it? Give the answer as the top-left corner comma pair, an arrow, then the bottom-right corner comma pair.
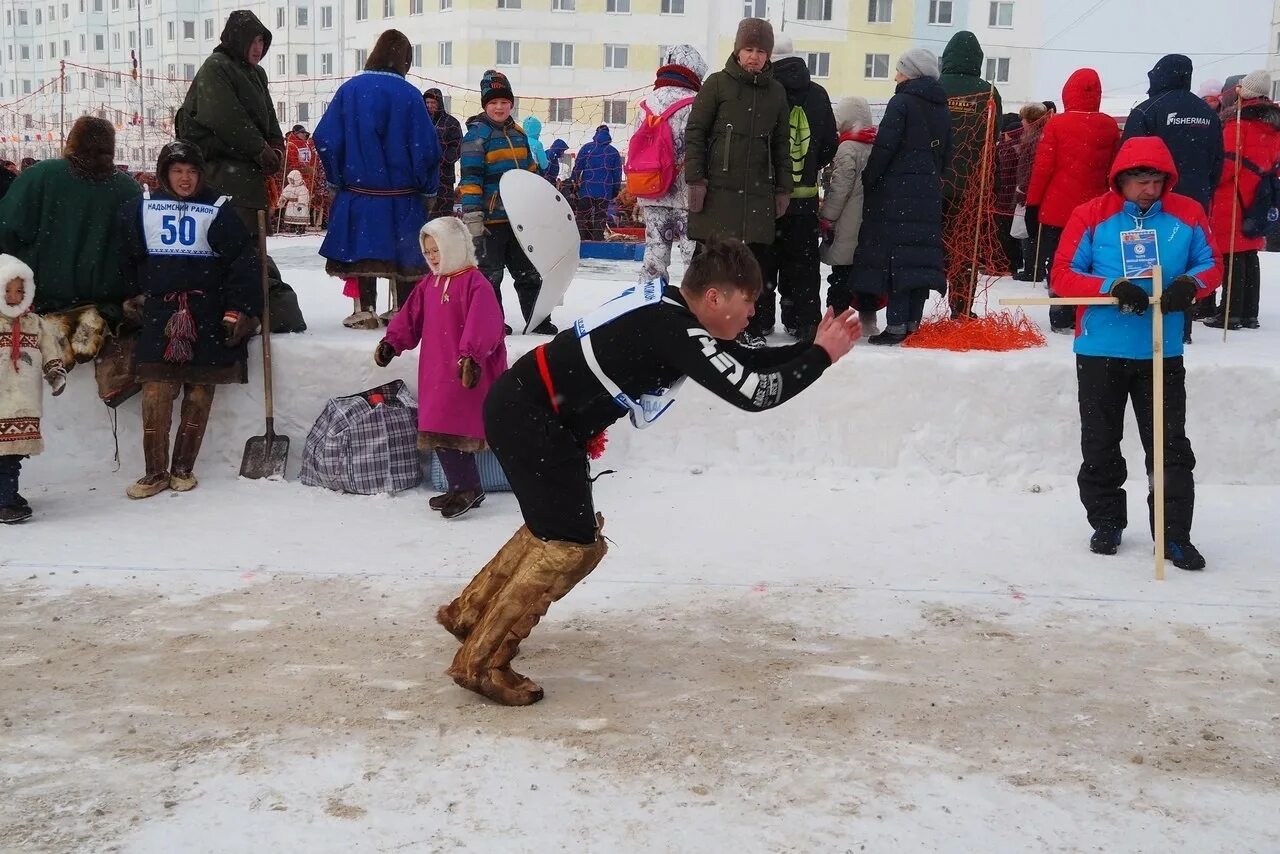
375,216 -> 507,518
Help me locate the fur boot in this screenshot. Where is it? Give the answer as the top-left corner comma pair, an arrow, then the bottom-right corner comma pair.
447,518 -> 607,706
437,525 -> 535,641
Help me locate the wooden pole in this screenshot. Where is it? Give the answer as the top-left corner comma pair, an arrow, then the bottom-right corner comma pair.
1222,93 -> 1244,342
1151,266 -> 1166,581
1031,222 -> 1044,286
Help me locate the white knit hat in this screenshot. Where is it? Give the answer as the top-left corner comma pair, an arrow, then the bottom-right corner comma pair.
772,34 -> 796,61
1240,69 -> 1271,99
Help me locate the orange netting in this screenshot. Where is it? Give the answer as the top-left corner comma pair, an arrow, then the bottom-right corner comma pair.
909,87 -> 1046,351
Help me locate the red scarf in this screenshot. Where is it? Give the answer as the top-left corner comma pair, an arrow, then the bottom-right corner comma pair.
7,314 -> 22,372
839,127 -> 878,145
653,64 -> 702,92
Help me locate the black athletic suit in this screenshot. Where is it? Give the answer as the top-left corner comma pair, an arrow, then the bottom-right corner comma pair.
484,284 -> 833,543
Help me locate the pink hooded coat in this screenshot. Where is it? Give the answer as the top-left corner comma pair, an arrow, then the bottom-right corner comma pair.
382,217 -> 506,440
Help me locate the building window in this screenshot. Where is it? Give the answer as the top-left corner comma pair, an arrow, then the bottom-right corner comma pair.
321,6 -> 333,28
383,0 -> 393,17
184,63 -> 195,81
166,21 -> 174,40
297,7 -> 309,25
203,18 -> 213,38
550,43 -> 574,68
18,8 -> 29,22
606,0 -> 629,12
412,44 -> 422,66
35,8 -> 42,23
22,81 -> 32,95
144,28 -> 152,47
166,64 -> 175,80
112,32 -> 120,49
929,0 -> 952,24
553,0 -> 575,9
410,0 -> 422,13
356,0 -> 368,21
1273,80 -> 1280,100
985,56 -> 1010,83
603,100 -> 627,124
438,41 -> 452,66
604,44 -> 628,70
63,39 -> 69,54
20,45 -> 30,59
277,55 -> 286,75
496,40 -> 519,66
321,53 -> 333,74
296,54 -> 308,75
298,103 -> 310,122
497,0 -> 521,7
183,20 -> 195,40
36,45 -> 43,60
867,0 -> 891,23
799,0 -> 832,21
440,0 -> 452,8
94,34 -> 104,51
277,101 -> 287,121
321,100 -> 329,113
355,48 -> 368,70
988,1 -> 1013,27
806,52 -> 830,78
62,3 -> 68,17
549,98 -> 573,122
661,0 -> 684,12
128,31 -> 135,48
865,53 -> 889,79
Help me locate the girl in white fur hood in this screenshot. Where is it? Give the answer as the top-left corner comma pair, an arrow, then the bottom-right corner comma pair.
0,254 -> 68,523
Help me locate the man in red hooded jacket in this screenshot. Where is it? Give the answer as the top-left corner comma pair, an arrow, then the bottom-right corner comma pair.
1026,68 -> 1120,333
1052,137 -> 1220,571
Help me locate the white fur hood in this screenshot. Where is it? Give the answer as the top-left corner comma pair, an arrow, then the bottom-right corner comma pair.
419,216 -> 477,275
0,253 -> 35,319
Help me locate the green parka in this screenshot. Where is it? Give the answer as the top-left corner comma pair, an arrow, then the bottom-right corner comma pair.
938,31 -> 1003,200
685,54 -> 791,245
176,11 -> 283,210
0,159 -> 141,322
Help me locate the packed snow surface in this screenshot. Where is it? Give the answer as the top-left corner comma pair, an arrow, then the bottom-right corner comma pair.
2,236 -> 1277,853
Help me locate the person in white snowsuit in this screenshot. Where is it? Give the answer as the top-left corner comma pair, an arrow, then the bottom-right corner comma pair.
635,44 -> 708,283
0,254 -> 68,524
278,169 -> 312,230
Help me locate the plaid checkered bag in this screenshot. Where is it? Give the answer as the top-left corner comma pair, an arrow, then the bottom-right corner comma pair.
300,380 -> 422,495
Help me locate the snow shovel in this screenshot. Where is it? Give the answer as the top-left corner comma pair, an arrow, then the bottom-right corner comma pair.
240,210 -> 291,479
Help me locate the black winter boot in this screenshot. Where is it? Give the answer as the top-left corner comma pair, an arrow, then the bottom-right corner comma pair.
1090,526 -> 1123,555
1165,540 -> 1206,571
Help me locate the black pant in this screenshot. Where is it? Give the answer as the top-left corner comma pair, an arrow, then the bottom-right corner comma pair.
579,198 -> 609,241
1220,250 -> 1261,322
484,371 -> 597,544
768,206 -> 821,333
995,214 -> 1021,276
1076,355 -> 1195,540
1020,236 -> 1046,282
0,455 -> 20,507
478,222 -> 544,322
887,289 -> 928,329
694,240 -> 775,334
827,265 -> 882,314
1038,225 -> 1073,330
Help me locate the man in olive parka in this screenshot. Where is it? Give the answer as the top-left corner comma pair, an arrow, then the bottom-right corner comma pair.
684,17 -> 792,346
176,10 -> 285,235
938,31 -> 1003,318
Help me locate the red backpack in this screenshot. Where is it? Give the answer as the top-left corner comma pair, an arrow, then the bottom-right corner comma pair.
624,97 -> 695,199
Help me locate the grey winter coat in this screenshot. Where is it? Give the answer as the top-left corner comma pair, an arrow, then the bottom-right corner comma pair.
820,97 -> 874,267
685,54 -> 791,245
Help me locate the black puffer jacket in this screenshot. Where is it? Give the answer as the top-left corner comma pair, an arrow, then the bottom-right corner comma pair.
771,56 -> 838,204
850,75 -> 954,296
1121,53 -> 1224,213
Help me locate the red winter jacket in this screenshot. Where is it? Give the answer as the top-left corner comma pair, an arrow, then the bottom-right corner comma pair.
1210,98 -> 1280,254
1026,69 -> 1121,227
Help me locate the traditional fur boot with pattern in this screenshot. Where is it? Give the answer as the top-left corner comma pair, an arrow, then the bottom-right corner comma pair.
447,516 -> 607,706
437,525 -> 535,641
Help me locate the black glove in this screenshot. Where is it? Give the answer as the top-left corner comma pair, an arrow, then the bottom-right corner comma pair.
222,312 -> 257,347
1160,275 -> 1199,315
374,340 -> 396,367
1110,279 -> 1150,315
257,145 -> 283,175
459,355 -> 479,389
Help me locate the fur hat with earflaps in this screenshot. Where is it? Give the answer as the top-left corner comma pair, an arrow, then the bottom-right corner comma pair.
365,29 -> 413,77
481,70 -> 516,107
64,116 -> 117,182
734,17 -> 775,56
420,216 -> 477,276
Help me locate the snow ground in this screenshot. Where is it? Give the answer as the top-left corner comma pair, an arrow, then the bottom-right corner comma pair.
1,236 -> 1277,853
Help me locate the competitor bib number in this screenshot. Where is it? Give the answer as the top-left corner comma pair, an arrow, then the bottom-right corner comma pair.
141,196 -> 224,258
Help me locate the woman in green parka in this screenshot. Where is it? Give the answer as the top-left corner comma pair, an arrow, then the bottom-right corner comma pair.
176,10 -> 285,234
684,17 -> 791,347
0,116 -> 141,361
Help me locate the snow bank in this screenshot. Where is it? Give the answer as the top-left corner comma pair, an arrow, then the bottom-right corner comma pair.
34,237 -> 1280,487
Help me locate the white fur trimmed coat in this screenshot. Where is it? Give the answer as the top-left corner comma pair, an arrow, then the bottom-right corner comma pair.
0,254 -> 67,457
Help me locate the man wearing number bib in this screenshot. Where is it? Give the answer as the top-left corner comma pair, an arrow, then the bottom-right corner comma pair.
118,142 -> 261,499
1052,137 -> 1220,570
437,239 -> 863,706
